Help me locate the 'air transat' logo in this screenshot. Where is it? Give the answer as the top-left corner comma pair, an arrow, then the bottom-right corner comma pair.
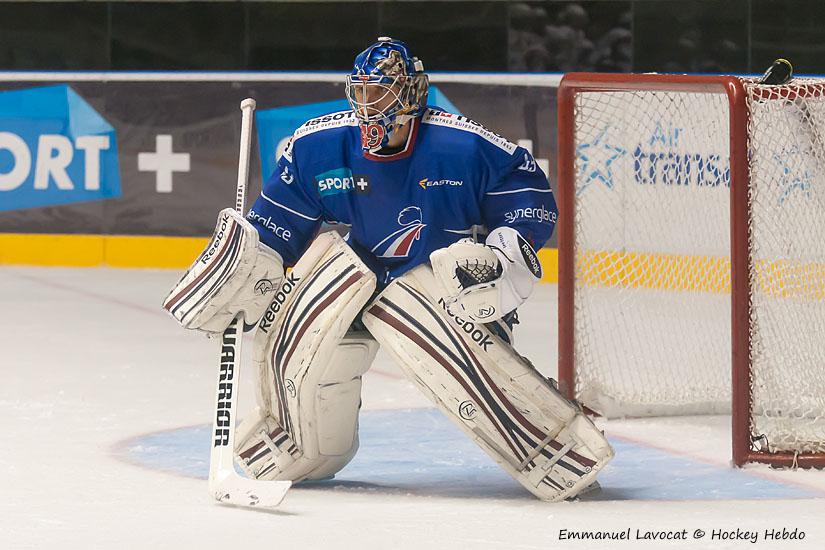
371,206 -> 426,258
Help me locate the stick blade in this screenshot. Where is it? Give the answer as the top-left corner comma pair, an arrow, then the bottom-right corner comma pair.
210,475 -> 291,508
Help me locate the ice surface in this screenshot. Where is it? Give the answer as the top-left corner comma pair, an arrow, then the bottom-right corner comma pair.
2,266 -> 825,549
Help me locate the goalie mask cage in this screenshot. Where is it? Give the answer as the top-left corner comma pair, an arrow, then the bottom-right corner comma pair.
557,73 -> 825,468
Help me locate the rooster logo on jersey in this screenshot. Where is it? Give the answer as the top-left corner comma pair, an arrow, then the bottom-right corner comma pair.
372,206 -> 426,258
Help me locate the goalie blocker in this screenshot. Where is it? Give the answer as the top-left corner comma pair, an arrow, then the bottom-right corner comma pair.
162,208 -> 285,333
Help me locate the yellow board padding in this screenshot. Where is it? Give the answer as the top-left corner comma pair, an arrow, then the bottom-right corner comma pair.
577,249 -> 825,300
0,232 -> 563,283
0,234 -> 106,267
0,234 -> 208,269
538,247 -> 558,284
103,235 -> 208,268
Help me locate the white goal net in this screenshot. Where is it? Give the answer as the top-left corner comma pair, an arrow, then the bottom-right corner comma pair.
564,75 -> 825,459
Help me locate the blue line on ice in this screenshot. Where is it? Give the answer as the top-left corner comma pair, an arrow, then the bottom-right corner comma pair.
116,408 -> 821,501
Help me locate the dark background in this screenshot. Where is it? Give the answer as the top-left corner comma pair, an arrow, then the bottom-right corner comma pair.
0,0 -> 820,243
0,1 -> 820,75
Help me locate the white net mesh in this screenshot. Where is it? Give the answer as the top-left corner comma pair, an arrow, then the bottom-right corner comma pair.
746,81 -> 825,454
570,79 -> 825,456
573,89 -> 732,417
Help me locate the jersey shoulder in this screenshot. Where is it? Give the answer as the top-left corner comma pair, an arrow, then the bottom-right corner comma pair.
421,107 -> 519,157
292,109 -> 359,145
284,109 -> 359,168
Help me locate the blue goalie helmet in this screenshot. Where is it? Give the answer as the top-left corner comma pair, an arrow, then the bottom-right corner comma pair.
346,37 -> 429,152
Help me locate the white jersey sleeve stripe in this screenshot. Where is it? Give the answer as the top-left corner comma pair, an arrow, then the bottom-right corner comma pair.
260,192 -> 321,221
292,110 -> 359,142
422,109 -> 518,154
485,187 -> 554,196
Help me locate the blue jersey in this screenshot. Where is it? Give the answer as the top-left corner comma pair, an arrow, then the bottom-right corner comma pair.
247,108 -> 557,285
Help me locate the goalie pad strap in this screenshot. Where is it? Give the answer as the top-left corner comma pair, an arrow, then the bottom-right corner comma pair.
238,426 -> 297,465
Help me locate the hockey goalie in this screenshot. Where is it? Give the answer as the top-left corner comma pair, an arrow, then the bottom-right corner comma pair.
163,37 -> 613,501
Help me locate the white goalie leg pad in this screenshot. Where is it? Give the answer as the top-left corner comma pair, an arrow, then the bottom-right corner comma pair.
236,332 -> 378,481
234,231 -> 378,482
163,208 -> 284,332
362,265 -> 614,502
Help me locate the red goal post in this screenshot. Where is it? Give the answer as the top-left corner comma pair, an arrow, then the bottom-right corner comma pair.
557,72 -> 825,468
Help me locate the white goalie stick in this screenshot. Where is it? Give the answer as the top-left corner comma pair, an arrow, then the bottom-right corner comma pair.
208,98 -> 291,508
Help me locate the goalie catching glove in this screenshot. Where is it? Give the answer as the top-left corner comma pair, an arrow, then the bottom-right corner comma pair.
430,226 -> 543,322
162,208 -> 285,333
